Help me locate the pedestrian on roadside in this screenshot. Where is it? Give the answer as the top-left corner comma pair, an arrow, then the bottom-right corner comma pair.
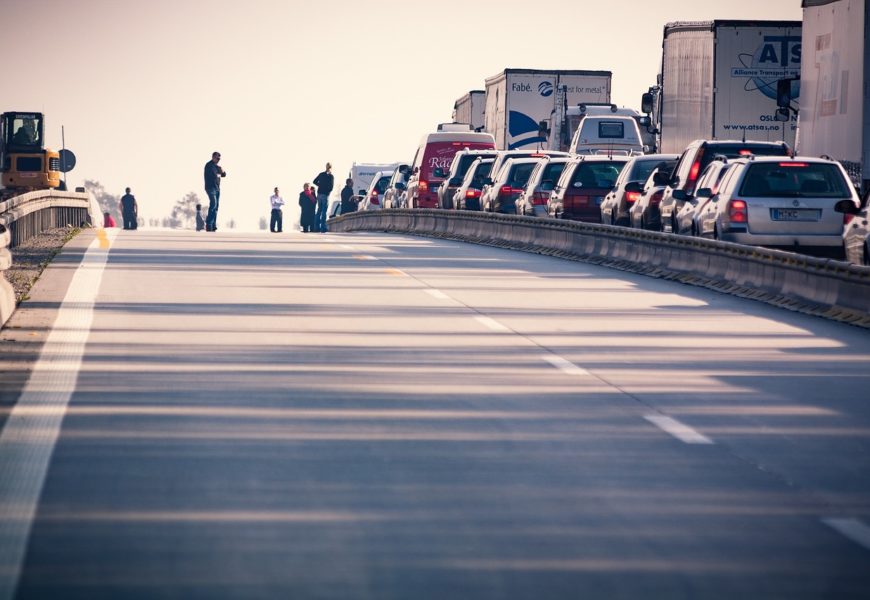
103,211 -> 116,228
269,186 -> 285,233
195,204 -> 205,231
299,183 -> 316,232
204,151 -> 227,232
120,187 -> 138,230
313,162 -> 334,233
340,177 -> 356,214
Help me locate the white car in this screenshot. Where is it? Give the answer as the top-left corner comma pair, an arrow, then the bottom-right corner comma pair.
515,157 -> 570,217
359,171 -> 393,211
694,156 -> 858,257
481,157 -> 544,214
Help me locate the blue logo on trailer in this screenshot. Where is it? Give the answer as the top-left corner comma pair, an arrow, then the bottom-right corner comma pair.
538,81 -> 554,97
732,35 -> 802,100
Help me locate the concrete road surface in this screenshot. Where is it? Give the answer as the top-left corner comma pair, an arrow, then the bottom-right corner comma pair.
1,228 -> 869,599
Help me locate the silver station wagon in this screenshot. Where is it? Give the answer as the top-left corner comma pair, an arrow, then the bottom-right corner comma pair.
694,156 -> 859,257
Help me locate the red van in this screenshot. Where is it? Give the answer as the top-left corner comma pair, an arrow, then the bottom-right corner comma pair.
405,130 -> 496,209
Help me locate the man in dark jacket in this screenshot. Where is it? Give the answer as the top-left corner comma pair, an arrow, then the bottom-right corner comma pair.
120,187 -> 138,230
204,151 -> 226,232
340,178 -> 356,214
312,162 -> 334,232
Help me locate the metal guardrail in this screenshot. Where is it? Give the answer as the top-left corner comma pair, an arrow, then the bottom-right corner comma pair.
0,189 -> 100,326
330,209 -> 870,328
0,189 -> 99,247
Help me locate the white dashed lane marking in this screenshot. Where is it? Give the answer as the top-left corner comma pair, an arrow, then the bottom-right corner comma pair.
822,518 -> 870,551
542,355 -> 590,376
425,289 -> 451,301
473,316 -> 511,332
644,415 -> 714,445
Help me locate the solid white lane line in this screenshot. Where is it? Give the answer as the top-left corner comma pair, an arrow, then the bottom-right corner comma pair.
354,255 -> 377,261
543,355 -> 590,376
0,229 -> 116,600
473,316 -> 511,333
644,415 -> 714,445
425,289 -> 450,301
822,518 -> 870,551
339,244 -> 355,250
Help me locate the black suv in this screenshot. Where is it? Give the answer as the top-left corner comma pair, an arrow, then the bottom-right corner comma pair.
436,149 -> 498,209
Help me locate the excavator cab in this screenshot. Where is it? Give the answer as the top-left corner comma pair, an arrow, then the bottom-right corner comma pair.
0,111 -> 60,193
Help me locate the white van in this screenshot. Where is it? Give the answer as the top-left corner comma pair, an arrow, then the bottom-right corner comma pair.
569,116 -> 645,156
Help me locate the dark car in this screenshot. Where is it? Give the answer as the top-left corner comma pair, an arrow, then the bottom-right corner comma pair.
482,158 -> 542,214
629,167 -> 671,230
600,154 -> 678,226
659,139 -> 792,234
548,156 -> 628,222
454,158 -> 495,211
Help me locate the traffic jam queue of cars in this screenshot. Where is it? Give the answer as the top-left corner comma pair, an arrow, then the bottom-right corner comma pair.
347,119 -> 864,263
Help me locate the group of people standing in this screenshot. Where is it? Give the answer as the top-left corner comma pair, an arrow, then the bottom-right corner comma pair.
297,162 -> 339,233
102,187 -> 139,230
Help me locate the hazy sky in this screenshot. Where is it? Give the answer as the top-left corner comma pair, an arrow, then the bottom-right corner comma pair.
1,0 -> 802,229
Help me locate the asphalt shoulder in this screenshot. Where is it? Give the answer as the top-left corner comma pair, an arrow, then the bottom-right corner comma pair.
0,228 -> 97,428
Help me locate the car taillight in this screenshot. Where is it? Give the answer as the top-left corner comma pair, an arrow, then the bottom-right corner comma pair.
728,199 -> 748,223
419,180 -> 429,193
625,191 -> 641,203
371,190 -> 379,205
650,190 -> 664,205
687,148 -> 704,192
466,189 -> 480,199
533,192 -> 549,205
778,162 -> 809,167
499,185 -> 522,198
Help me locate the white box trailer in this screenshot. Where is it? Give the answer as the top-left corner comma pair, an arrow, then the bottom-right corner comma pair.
656,20 -> 802,154
484,69 -> 612,151
348,162 -> 401,197
797,0 -> 870,192
452,91 -> 485,131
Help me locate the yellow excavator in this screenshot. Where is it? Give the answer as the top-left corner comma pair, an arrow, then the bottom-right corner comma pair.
0,111 -> 61,200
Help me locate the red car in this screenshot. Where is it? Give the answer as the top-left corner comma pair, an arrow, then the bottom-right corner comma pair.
547,156 -> 629,222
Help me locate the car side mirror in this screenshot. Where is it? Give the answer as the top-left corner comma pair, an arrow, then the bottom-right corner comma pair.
395,182 -> 406,191
449,177 -> 463,186
358,189 -> 366,196
625,181 -> 642,193
834,199 -> 861,214
483,177 -> 493,186
653,171 -> 670,186
433,167 -> 446,178
696,188 -> 712,199
672,189 -> 688,201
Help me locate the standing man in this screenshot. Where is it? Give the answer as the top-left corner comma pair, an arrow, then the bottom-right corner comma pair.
269,187 -> 285,233
204,151 -> 226,232
120,187 -> 138,230
340,177 -> 356,214
313,162 -> 334,233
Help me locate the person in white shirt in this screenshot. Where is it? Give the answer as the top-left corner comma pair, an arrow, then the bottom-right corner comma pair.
269,187 -> 285,233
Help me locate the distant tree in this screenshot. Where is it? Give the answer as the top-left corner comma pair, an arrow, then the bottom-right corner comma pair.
84,180 -> 120,217
258,216 -> 267,230
171,191 -> 200,229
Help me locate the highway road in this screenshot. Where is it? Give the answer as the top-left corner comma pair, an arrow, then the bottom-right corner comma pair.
1,228 -> 869,599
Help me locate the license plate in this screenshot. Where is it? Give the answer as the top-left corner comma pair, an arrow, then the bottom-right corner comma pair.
770,208 -> 821,221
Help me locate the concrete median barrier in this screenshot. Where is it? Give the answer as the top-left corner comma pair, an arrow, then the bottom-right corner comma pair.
330,209 -> 870,328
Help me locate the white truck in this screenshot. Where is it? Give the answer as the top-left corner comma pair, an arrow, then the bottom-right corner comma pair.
797,0 -> 870,193
452,91 -> 486,131
348,162 -> 401,198
644,20 -> 802,154
483,69 -> 612,151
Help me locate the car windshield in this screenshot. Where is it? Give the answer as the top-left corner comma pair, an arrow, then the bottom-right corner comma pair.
630,159 -> 677,184
507,163 -> 537,187
739,163 -> 851,198
570,162 -> 625,189
375,176 -> 390,194
540,162 -> 567,185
